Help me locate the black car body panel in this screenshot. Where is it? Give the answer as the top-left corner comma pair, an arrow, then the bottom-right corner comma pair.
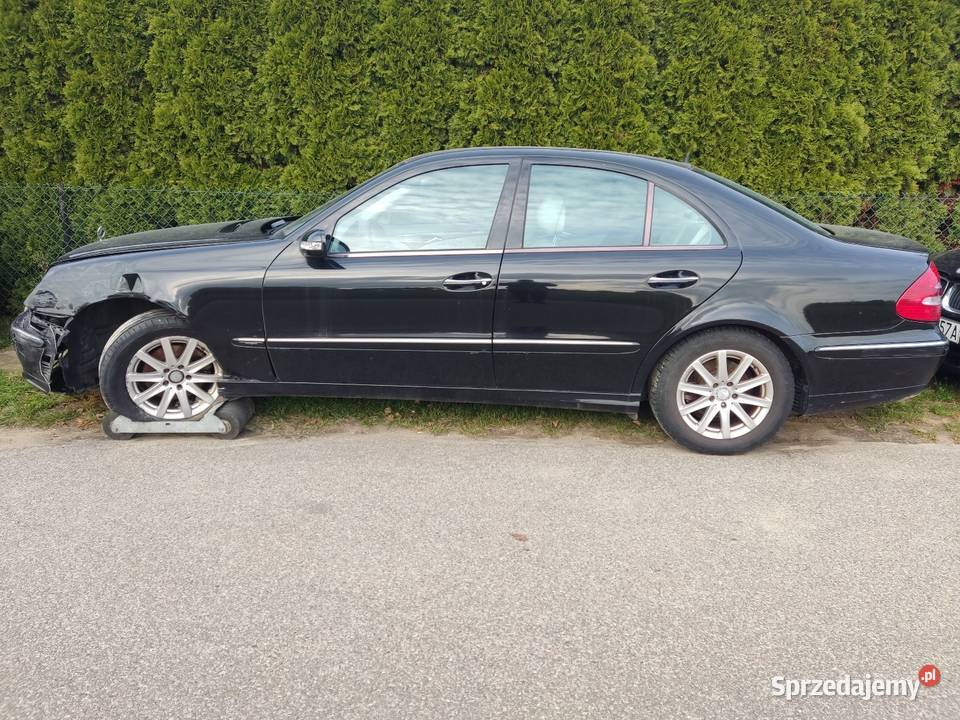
819,223 -> 928,254
936,249 -> 960,278
934,248 -> 960,373
11,147 -> 948,416
14,238 -> 285,390
55,217 -> 295,262
263,247 -> 506,388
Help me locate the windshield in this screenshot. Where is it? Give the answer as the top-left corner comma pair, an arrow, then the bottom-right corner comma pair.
694,168 -> 827,234
276,195 -> 342,238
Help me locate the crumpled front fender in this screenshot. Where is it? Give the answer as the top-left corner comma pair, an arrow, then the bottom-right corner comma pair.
10,310 -> 70,392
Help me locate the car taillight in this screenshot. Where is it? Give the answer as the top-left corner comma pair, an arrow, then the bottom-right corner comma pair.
895,262 -> 942,323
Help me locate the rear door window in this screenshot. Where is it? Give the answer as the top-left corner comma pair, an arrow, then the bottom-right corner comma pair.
522,165 -> 648,248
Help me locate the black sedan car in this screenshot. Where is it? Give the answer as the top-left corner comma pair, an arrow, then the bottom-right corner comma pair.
934,249 -> 960,373
10,148 -> 948,453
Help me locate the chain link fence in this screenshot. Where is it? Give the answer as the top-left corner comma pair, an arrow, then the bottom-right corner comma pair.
0,185 -> 329,316
1,184 -> 958,316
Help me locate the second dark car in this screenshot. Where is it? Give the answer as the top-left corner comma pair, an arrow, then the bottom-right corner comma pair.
11,148 -> 948,453
934,249 -> 960,373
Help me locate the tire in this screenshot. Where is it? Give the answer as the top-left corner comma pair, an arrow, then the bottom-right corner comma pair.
99,310 -> 223,422
213,398 -> 254,439
648,328 -> 795,455
100,411 -> 135,440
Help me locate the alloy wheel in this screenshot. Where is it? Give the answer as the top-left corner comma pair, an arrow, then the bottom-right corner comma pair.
124,335 -> 223,420
675,349 -> 774,440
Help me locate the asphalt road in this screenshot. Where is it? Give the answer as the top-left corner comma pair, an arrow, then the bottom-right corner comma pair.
0,428 -> 957,719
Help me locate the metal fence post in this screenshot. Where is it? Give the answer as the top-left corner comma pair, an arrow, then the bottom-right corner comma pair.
56,183 -> 72,253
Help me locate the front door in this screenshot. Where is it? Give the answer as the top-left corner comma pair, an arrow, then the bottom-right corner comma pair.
263,161 -> 517,387
493,161 -> 743,395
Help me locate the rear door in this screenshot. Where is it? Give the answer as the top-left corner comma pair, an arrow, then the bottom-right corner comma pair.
263,159 -> 519,387
492,160 -> 742,394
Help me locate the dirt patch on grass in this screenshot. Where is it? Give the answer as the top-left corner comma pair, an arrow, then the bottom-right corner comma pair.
0,347 -> 21,373
0,426 -> 98,450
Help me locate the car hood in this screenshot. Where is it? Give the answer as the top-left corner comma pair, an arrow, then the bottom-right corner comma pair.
934,248 -> 960,281
819,224 -> 927,254
54,216 -> 297,263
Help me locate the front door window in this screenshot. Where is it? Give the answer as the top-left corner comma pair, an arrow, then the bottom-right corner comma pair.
332,165 -> 509,254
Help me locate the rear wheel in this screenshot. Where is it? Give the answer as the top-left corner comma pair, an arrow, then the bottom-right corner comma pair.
99,311 -> 223,421
649,328 -> 794,454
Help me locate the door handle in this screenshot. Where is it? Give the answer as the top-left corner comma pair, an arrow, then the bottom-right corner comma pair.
442,272 -> 493,291
647,270 -> 699,289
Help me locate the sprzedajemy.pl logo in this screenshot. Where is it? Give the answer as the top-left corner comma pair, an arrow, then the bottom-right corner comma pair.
772,665 -> 941,701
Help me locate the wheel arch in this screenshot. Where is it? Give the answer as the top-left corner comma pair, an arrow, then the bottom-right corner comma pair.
633,320 -> 810,414
60,297 -> 178,390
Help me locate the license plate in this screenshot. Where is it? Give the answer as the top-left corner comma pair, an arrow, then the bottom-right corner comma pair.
940,317 -> 960,345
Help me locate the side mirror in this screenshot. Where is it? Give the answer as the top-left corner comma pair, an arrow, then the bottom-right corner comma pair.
300,230 -> 331,257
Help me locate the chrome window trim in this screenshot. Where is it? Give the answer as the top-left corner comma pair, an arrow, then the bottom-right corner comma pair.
503,244 -> 726,254
327,249 -> 502,259
816,340 -> 948,352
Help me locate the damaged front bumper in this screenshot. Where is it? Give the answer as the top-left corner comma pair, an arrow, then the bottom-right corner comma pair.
10,310 -> 70,392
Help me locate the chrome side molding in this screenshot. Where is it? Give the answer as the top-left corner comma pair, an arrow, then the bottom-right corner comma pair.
233,336 -> 639,347
266,337 -> 490,345
492,338 -> 638,347
816,339 -> 948,352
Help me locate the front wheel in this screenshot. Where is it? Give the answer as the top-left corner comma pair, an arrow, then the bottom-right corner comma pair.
648,329 -> 795,454
99,311 -> 224,421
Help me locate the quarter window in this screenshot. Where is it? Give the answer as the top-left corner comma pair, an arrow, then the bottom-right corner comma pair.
650,187 -> 723,246
522,165 -> 648,248
332,165 -> 508,253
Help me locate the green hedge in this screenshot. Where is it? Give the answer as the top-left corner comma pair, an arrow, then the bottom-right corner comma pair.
1,0 -> 959,312
2,0 -> 958,194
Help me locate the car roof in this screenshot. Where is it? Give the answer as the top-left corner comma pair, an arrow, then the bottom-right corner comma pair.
397,146 -> 694,174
